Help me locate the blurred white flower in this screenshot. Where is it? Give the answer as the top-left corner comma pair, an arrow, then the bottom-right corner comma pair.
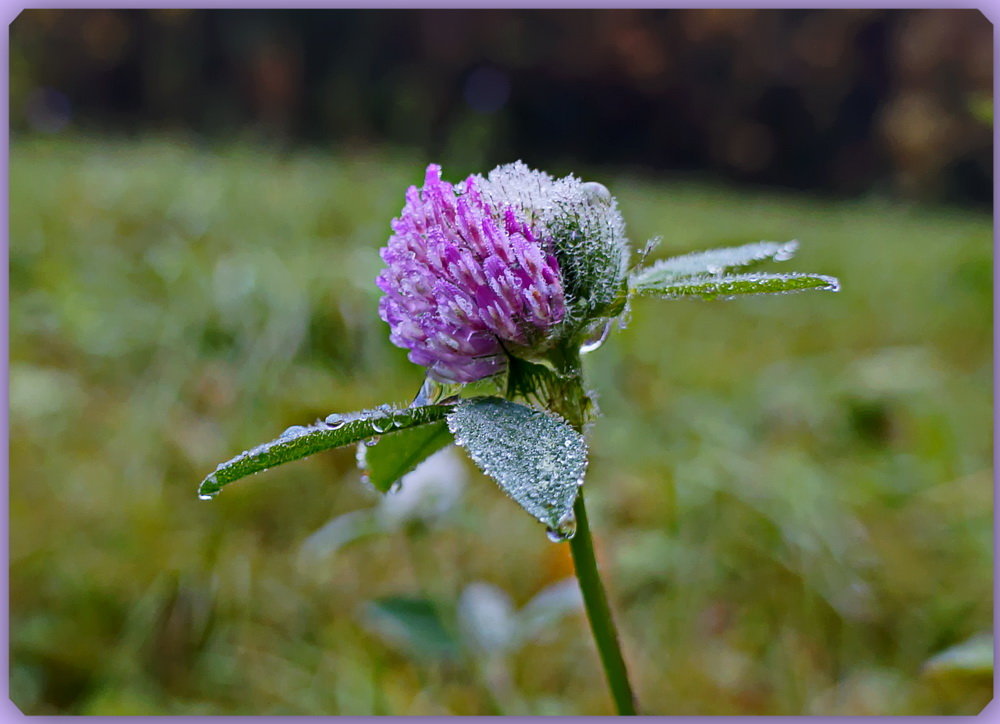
297,446 -> 466,569
377,445 -> 466,527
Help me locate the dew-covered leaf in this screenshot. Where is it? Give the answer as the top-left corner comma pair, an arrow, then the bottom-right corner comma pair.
633,271 -> 840,300
630,239 -> 799,289
358,420 -> 453,493
198,404 -> 452,499
363,596 -> 459,661
446,397 -> 587,529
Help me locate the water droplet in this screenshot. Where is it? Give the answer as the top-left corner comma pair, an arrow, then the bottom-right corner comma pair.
365,436 -> 381,447
580,321 -> 611,354
371,416 -> 391,434
581,181 -> 612,204
325,413 -> 347,429
391,408 -> 414,427
546,513 -> 577,543
198,474 -> 220,501
774,240 -> 798,261
412,376 -> 464,406
281,425 -> 307,438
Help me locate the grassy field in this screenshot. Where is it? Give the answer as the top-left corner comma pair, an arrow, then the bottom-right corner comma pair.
10,137 -> 992,714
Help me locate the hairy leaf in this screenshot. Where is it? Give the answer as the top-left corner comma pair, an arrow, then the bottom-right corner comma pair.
358,419 -> 453,493
198,404 -> 452,498
446,397 -> 587,529
633,271 -> 840,300
631,239 -> 799,289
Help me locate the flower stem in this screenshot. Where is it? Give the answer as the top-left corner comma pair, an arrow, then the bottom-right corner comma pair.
568,489 -> 638,715
510,349 -> 638,713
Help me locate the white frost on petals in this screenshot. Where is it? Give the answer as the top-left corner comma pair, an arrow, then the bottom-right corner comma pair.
474,161 -> 631,334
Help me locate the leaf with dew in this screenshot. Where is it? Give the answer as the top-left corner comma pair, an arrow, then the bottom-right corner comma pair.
632,271 -> 840,300
446,397 -> 587,531
630,239 -> 801,290
198,404 -> 452,499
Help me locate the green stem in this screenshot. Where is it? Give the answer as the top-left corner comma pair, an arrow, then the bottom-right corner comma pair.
508,348 -> 639,713
568,489 -> 638,715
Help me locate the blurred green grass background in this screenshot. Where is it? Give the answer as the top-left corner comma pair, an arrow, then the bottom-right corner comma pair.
10,137 -> 992,714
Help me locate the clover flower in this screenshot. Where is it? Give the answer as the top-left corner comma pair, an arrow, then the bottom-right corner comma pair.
376,162 -> 630,384
203,159 -> 840,716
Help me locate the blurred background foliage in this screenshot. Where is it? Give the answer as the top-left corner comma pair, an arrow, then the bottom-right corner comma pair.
9,8 -> 993,715
11,9 -> 992,203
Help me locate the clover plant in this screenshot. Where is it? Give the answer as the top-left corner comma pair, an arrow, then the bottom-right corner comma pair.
200,162 -> 839,713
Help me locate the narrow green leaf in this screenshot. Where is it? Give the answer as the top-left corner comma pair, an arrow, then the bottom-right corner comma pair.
631,239 -> 799,288
358,419 -> 453,493
198,404 -> 452,498
446,397 -> 587,529
633,271 -> 840,300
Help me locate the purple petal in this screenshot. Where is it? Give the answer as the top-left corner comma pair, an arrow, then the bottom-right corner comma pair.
376,164 -> 566,383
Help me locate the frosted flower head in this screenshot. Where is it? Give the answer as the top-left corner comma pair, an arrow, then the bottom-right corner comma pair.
377,163 -> 630,384
474,162 -> 630,331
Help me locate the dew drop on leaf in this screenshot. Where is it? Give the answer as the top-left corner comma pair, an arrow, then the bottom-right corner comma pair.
580,321 -> 611,354
412,376 -> 465,407
390,409 -> 412,427
546,512 -> 577,542
446,398 -> 588,529
198,473 -> 221,501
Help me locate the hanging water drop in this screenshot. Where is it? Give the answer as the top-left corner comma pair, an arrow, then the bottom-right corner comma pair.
198,474 -> 221,501
580,321 -> 611,354
545,512 -> 577,542
365,436 -> 382,447
412,376 -> 464,407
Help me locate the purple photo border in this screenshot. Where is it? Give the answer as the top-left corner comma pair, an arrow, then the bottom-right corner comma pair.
1,3 -> 995,721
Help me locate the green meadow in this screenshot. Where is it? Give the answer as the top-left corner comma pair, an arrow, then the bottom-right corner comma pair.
10,137 -> 992,714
